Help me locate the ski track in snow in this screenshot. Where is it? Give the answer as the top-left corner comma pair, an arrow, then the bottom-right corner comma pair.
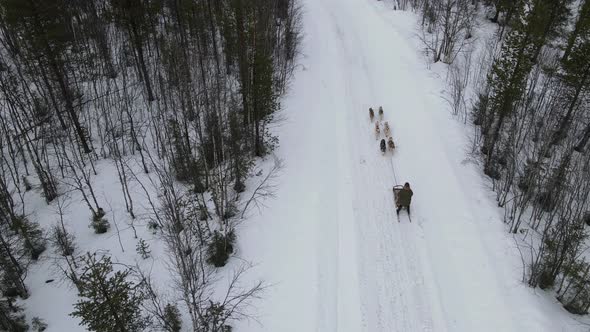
236,0 -> 589,331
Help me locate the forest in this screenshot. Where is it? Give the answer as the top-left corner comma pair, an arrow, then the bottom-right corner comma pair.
0,0 -> 301,330
3,0 -> 590,330
403,0 -> 590,315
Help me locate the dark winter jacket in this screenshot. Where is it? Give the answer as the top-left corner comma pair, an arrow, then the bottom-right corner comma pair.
398,188 -> 413,207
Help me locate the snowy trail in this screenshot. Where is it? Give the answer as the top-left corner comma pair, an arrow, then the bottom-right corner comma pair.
237,0 -> 585,331
307,0 -> 513,329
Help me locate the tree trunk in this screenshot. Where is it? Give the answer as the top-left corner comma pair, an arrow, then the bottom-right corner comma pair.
131,23 -> 154,102
551,63 -> 590,145
574,122 -> 590,152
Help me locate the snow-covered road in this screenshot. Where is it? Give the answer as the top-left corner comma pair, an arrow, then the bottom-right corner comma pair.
236,0 -> 585,331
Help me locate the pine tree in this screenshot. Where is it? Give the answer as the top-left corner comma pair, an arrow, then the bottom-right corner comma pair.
90,208 -> 110,234
168,118 -> 195,183
480,2 -> 532,176
0,228 -> 29,299
51,224 -> 76,256
563,0 -> 590,61
479,0 -> 571,175
31,317 -> 48,331
2,0 -> 93,153
162,303 -> 182,332
10,216 -> 46,260
551,0 -> 590,146
71,253 -> 147,332
108,0 -> 158,101
135,238 -> 151,259
0,298 -> 28,332
489,0 -> 520,25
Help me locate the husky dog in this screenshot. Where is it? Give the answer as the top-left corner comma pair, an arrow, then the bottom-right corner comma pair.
384,121 -> 391,137
375,122 -> 381,139
388,136 -> 396,152
378,106 -> 384,121
369,107 -> 375,122
380,139 -> 387,154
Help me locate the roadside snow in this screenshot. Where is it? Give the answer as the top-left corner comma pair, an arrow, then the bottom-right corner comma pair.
20,159 -> 172,332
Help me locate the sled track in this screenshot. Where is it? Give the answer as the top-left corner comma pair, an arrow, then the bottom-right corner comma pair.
328,0 -> 445,328
352,104 -> 443,332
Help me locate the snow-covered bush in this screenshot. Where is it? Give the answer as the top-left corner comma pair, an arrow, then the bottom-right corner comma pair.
71,253 -> 148,332
136,238 -> 151,259
202,301 -> 233,332
90,208 -> 110,234
51,224 -> 76,256
11,216 -> 46,260
31,317 -> 48,331
0,298 -> 28,332
147,220 -> 160,234
233,180 -> 246,193
162,303 -> 182,332
207,230 -> 236,267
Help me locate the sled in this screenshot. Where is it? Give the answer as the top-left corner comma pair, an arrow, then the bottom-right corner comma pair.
392,185 -> 412,222
392,185 -> 403,205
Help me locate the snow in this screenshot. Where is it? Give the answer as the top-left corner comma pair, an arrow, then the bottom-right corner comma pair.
18,0 -> 590,331
234,0 -> 589,331
20,159 -> 173,331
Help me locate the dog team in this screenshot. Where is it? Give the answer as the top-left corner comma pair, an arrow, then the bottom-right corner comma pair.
368,106 -> 413,219
369,106 -> 395,154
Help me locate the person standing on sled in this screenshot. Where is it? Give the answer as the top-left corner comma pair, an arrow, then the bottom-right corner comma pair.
396,182 -> 413,215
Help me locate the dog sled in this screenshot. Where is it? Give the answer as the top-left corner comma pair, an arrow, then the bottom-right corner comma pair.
392,185 -> 412,222
393,185 -> 403,205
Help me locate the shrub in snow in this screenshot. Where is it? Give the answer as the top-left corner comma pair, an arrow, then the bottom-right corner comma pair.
22,176 -> 32,192
233,180 -> 246,193
584,212 -> 590,226
496,153 -> 507,168
162,303 -> 182,332
518,160 -> 543,192
147,220 -> 160,234
207,230 -> 236,267
71,253 -> 148,332
561,281 -> 590,315
51,225 -> 76,256
136,238 -> 151,259
558,260 -> 590,315
198,206 -> 209,221
168,119 -> 198,183
535,192 -> 556,212
563,302 -> 588,315
90,208 -> 110,234
483,162 -> 501,180
537,269 -> 555,290
202,301 -> 233,332
222,204 -> 237,220
193,179 -> 206,194
31,317 -> 48,331
11,216 -> 46,260
472,93 -> 488,127
0,298 -> 28,332
517,176 -> 529,192
262,130 -> 279,155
